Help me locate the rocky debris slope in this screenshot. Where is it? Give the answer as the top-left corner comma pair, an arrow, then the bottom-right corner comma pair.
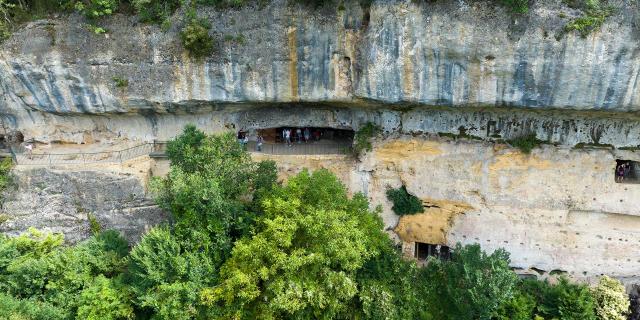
0,168 -> 168,243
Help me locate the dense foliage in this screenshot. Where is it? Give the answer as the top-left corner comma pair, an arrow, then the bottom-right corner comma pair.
592,275 -> 630,320
0,126 -> 631,319
386,185 -> 423,215
426,244 -> 518,319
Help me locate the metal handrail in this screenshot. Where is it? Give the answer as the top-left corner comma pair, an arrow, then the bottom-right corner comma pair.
12,139 -> 352,166
13,143 -> 155,165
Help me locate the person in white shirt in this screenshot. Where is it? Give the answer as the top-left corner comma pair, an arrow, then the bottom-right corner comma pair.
25,143 -> 33,159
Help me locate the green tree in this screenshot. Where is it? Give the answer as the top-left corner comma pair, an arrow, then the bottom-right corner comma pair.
353,243 -> 430,320
152,128 -> 257,255
126,227 -> 218,320
592,276 -> 630,320
203,169 -> 388,319
165,124 -> 207,173
495,290 -> 537,320
0,292 -> 66,320
76,275 -> 134,320
0,229 -> 129,317
520,277 -> 596,320
425,243 -> 518,320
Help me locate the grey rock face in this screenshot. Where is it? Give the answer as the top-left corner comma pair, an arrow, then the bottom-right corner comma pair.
0,168 -> 168,243
2,0 -> 640,141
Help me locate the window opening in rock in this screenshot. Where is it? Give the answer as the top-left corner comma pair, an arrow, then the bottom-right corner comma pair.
415,242 -> 451,261
615,160 -> 640,184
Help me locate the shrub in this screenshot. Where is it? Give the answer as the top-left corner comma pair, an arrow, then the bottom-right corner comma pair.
72,0 -> 118,20
353,122 -> 381,156
112,76 -> 128,88
592,276 -> 629,320
180,16 -> 214,59
386,186 -> 423,216
0,157 -> 13,200
87,213 -> 102,234
499,0 -> 529,14
131,0 -> 181,24
562,0 -> 613,38
508,133 -> 543,154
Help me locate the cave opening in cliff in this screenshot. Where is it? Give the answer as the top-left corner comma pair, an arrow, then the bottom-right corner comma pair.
615,160 -> 640,184
255,127 -> 354,143
243,127 -> 354,155
415,242 -> 451,261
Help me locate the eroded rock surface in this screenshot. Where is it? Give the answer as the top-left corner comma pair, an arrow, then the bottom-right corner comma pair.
0,168 -> 168,243
2,0 -> 640,142
254,136 -> 640,283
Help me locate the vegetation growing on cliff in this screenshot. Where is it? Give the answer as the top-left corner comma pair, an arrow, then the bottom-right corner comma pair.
508,133 -> 544,154
0,126 -> 632,319
562,0 -> 613,37
386,186 -> 424,216
180,11 -> 214,58
353,122 -> 381,156
498,0 -> 528,14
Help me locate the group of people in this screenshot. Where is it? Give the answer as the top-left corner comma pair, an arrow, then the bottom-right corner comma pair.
281,127 -> 320,146
616,161 -> 633,183
237,130 -> 264,151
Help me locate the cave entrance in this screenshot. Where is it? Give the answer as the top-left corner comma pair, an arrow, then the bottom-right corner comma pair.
615,160 -> 640,184
247,127 -> 354,155
415,242 -> 451,261
259,127 -> 354,144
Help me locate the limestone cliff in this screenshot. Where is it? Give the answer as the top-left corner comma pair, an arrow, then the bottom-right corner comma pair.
2,0 -> 640,143
1,167 -> 168,243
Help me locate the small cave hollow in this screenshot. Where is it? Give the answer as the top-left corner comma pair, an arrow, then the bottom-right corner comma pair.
615,159 -> 640,184
415,242 -> 451,261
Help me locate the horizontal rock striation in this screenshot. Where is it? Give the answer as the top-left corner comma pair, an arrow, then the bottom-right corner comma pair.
0,168 -> 168,243
2,0 -> 640,142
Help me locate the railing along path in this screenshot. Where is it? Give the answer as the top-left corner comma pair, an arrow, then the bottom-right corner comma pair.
11,141 -> 351,165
